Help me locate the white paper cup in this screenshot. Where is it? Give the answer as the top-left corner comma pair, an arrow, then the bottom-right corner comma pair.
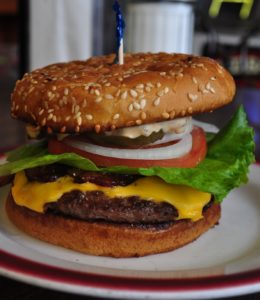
126,2 -> 194,54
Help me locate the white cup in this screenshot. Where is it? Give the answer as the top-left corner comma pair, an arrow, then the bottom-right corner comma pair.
126,2 -> 194,54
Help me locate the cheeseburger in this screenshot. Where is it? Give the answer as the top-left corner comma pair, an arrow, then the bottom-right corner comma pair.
0,53 -> 254,257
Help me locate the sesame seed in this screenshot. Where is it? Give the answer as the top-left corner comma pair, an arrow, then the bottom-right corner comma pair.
65,116 -> 71,121
157,90 -> 164,97
126,121 -> 135,127
86,114 -> 93,120
95,89 -> 100,96
156,82 -> 162,88
206,82 -> 216,93
217,67 -> 223,74
164,87 -> 169,94
83,99 -> 87,107
188,107 -> 193,113
121,91 -> 128,100
145,86 -> 151,92
146,82 -> 154,88
113,113 -> 120,120
206,82 -> 212,90
133,102 -> 141,110
84,85 -> 89,90
153,97 -> 160,106
128,103 -> 133,112
170,110 -> 175,118
105,94 -> 114,100
192,76 -> 198,84
115,89 -> 121,97
76,126 -> 80,133
39,109 -> 44,116
52,86 -> 57,91
141,112 -> 146,120
77,116 -> 82,126
41,118 -> 46,126
53,115 -> 57,122
162,112 -> 170,119
136,119 -> 142,125
64,88 -> 69,95
75,111 -> 81,119
61,126 -> 66,133
47,113 -> 53,120
210,76 -> 216,81
160,72 -> 166,76
28,87 -> 35,93
95,97 -> 103,103
201,89 -> 208,94
75,105 -> 80,114
140,99 -> 147,109
136,84 -> 144,89
130,89 -> 138,98
188,93 -> 198,102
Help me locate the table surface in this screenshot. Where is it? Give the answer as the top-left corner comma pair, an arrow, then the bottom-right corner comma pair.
1,275 -> 260,300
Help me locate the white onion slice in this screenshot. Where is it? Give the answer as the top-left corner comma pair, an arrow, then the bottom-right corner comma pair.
192,119 -> 219,133
64,133 -> 192,160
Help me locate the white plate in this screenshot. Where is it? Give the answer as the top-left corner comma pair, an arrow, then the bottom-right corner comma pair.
0,165 -> 260,299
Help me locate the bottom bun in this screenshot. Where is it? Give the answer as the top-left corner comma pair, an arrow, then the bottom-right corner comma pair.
6,193 -> 221,258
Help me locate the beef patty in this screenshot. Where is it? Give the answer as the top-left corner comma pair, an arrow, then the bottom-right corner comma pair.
25,164 -> 212,224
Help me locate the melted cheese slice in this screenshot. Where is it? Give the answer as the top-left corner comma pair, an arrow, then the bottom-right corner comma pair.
12,171 -> 211,221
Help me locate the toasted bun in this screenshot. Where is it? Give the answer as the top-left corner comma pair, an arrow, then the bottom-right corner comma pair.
6,193 -> 221,257
11,53 -> 235,134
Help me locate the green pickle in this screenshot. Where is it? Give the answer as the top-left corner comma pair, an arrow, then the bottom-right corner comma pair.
86,130 -> 165,147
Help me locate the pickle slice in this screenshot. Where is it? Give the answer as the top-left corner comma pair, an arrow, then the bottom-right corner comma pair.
86,130 -> 164,147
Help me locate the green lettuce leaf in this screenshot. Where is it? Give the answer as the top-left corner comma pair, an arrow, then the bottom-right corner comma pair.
0,106 -> 255,202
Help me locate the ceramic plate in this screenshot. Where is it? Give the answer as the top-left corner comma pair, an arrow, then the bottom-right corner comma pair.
0,165 -> 260,299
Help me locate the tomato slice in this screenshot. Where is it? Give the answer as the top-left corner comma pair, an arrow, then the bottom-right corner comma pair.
48,127 -> 207,168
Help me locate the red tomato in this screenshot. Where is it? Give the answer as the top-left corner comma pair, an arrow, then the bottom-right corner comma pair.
48,127 -> 207,168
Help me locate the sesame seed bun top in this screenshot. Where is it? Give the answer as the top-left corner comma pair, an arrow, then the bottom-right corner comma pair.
11,52 -> 235,134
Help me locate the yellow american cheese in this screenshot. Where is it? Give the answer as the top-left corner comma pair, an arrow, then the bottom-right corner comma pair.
12,171 -> 211,221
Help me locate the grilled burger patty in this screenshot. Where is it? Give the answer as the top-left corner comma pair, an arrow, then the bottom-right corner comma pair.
44,191 -> 179,224
25,164 -> 212,224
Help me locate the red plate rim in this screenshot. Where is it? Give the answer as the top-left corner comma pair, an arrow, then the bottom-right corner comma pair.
0,249 -> 260,293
